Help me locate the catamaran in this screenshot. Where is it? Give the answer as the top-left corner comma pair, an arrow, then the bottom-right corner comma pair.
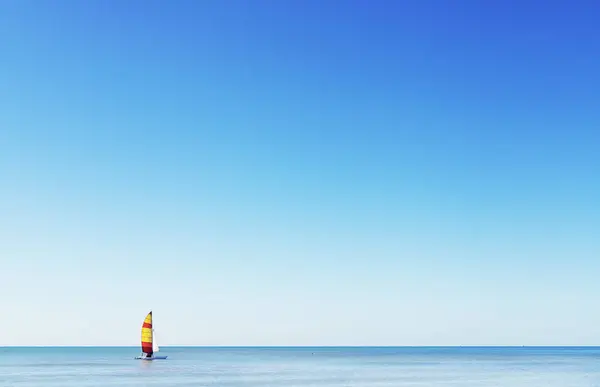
135,311 -> 168,360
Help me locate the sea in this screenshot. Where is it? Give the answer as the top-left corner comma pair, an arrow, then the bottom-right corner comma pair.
1,346 -> 600,386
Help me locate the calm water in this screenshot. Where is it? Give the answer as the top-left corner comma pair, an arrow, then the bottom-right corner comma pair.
1,346 -> 600,386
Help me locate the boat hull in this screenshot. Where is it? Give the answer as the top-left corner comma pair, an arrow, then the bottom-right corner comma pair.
135,356 -> 168,360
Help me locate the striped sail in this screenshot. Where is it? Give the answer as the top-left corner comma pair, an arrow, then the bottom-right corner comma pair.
141,311 -> 153,356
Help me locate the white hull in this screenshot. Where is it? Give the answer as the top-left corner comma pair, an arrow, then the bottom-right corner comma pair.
135,355 -> 168,360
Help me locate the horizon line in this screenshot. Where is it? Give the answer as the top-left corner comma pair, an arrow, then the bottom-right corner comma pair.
2,345 -> 599,348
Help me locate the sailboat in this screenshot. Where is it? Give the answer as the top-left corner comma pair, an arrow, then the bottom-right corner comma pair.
135,311 -> 168,360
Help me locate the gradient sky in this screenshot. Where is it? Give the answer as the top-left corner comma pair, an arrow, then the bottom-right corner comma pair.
1,0 -> 599,346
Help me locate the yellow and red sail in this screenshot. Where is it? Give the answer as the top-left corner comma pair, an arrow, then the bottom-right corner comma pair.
141,311 -> 153,355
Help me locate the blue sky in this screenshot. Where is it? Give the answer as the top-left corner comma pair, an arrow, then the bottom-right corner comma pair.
1,0 -> 599,346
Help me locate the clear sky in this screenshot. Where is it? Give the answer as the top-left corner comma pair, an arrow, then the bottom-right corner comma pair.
1,0 -> 599,346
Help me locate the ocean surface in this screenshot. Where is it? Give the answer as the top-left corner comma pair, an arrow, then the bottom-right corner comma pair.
1,346 -> 600,386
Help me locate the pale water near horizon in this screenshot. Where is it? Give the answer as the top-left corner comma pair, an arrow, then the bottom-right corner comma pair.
1,346 -> 600,386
